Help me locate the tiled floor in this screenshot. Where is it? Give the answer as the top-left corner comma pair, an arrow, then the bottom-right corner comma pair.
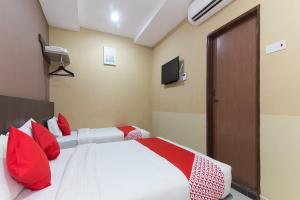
225,189 -> 252,200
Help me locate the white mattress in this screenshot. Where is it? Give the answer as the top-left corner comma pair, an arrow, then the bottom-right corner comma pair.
56,131 -> 78,149
17,139 -> 231,200
77,127 -> 151,145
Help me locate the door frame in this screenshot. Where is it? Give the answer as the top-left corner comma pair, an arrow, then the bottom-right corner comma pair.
206,6 -> 260,199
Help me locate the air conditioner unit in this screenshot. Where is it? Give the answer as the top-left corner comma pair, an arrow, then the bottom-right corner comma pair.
188,0 -> 233,26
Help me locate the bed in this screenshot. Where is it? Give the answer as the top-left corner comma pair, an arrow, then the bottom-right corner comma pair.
0,95 -> 232,200
56,126 -> 151,149
77,126 -> 150,144
16,138 -> 232,200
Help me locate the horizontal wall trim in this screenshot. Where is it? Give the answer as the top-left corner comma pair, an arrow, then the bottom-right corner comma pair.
153,111 -> 300,118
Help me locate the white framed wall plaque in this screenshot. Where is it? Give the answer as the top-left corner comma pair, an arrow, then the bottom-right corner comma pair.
103,46 -> 116,66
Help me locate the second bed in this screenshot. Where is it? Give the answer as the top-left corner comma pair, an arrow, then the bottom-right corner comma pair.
57,126 -> 150,149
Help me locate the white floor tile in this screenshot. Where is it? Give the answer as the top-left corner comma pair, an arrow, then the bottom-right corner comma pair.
230,188 -> 252,200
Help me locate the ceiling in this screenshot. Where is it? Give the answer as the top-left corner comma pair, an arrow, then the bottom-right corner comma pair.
39,0 -> 192,47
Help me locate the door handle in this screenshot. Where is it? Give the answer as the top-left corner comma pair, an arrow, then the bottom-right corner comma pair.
213,99 -> 220,103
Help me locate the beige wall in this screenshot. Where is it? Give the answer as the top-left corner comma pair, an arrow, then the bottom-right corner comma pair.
49,28 -> 152,130
152,0 -> 300,200
0,0 -> 49,101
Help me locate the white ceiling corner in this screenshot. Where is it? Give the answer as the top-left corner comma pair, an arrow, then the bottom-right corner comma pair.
134,0 -> 192,47
39,0 -> 192,47
39,0 -> 80,31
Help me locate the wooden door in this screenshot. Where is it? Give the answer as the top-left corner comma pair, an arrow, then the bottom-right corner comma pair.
207,7 -> 260,199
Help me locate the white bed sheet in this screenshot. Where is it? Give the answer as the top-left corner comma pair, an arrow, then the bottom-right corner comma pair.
56,141 -> 190,200
77,128 -> 123,145
77,127 -> 150,145
16,148 -> 75,200
56,131 -> 78,149
17,138 -> 231,200
95,141 -> 190,200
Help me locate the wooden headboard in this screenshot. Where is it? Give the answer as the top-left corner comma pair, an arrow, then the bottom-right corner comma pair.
0,95 -> 54,135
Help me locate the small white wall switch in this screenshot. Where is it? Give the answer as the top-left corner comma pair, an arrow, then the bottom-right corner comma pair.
180,73 -> 187,81
266,40 -> 286,54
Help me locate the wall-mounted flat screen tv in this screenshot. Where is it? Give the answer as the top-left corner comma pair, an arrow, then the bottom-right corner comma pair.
161,56 -> 180,85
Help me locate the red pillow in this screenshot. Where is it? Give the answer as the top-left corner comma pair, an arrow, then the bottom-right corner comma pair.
6,127 -> 51,191
57,113 -> 71,136
31,121 -> 60,160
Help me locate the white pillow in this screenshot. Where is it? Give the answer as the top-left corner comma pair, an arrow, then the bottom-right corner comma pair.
0,135 -> 8,158
5,118 -> 36,137
0,118 -> 35,157
47,117 -> 63,137
0,158 -> 24,199
18,118 -> 36,137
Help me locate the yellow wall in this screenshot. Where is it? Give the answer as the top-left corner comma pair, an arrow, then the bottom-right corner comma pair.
49,27 -> 152,130
151,0 -> 300,200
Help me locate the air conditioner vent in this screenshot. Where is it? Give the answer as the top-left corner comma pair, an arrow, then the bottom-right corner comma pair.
188,0 -> 234,26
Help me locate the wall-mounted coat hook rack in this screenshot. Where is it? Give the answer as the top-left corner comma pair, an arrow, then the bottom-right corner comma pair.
38,34 -> 50,64
38,33 -> 75,77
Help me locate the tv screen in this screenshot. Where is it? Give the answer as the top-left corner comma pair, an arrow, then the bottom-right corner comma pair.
161,56 -> 180,84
